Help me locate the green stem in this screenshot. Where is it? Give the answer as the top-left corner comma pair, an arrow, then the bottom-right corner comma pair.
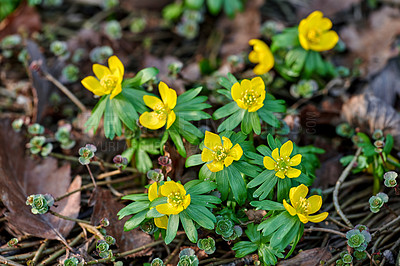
0,255 -> 23,266
249,131 -> 254,144
49,210 -> 90,225
31,240 -> 49,265
86,164 -> 97,188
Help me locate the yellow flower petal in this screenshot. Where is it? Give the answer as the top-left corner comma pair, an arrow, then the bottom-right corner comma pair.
286,167 -> 301,178
263,156 -> 276,170
251,77 -> 265,95
297,213 -> 309,224
81,76 -> 102,93
166,110 -> 176,129
175,182 -> 186,196
108,55 -> 124,78
224,156 -> 234,167
275,171 -> 285,179
183,194 -> 191,209
201,148 -> 214,162
160,181 -> 179,197
159,82 -> 177,109
240,79 -> 252,92
154,216 -> 168,229
231,82 -> 244,102
248,39 -> 274,75
289,154 -> 302,166
280,140 -> 293,158
110,83 -> 122,99
229,144 -> 243,161
204,131 -> 222,150
93,64 -> 111,80
271,148 -> 280,161
307,195 -> 323,214
222,136 -> 233,150
307,212 -> 328,223
207,160 -> 224,172
283,199 -> 297,216
143,95 -> 163,110
248,103 -> 264,112
298,32 -> 309,50
148,182 -> 158,202
248,51 -> 258,64
139,111 -> 166,130
309,30 -> 339,52
290,184 -> 308,205
156,203 -> 181,215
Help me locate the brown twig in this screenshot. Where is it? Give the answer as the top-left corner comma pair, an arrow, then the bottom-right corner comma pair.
97,169 -> 122,180
163,237 -> 185,265
371,215 -> 400,238
31,239 -> 49,265
86,165 -> 97,188
303,227 -> 346,238
49,210 -> 90,225
333,147 -> 362,228
0,255 -> 24,266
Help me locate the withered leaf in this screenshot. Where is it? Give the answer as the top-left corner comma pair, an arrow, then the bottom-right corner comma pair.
277,248 -> 332,266
91,189 -> 152,257
342,94 -> 400,149
0,118 -> 81,240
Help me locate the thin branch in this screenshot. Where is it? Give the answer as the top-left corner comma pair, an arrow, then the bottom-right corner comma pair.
0,255 -> 24,266
49,210 -> 90,224
371,215 -> 400,238
304,227 -> 346,238
333,147 -> 362,228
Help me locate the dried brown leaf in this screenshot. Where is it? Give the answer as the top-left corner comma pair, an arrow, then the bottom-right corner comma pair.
296,0 -> 361,18
340,7 -> 400,76
342,93 -> 400,148
0,118 -> 81,240
90,189 -> 152,257
277,248 -> 331,266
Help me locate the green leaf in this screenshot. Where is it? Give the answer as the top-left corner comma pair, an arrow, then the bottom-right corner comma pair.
227,165 -> 247,205
165,214 -> 179,244
187,180 -> 217,195
185,0 -> 204,9
199,164 -> 215,181
241,111 -> 252,135
285,47 -> 307,73
207,0 -> 222,14
245,223 -> 260,243
176,110 -> 211,121
149,197 -> 168,208
111,94 -> 138,131
162,2 -> 183,20
117,201 -> 150,219
177,87 -> 203,103
123,67 -> 159,87
168,125 -> 187,157
216,168 -> 229,200
223,0 -> 242,18
136,148 -> 153,173
263,96 -> 286,113
267,134 -> 277,150
232,161 -> 261,177
258,107 -> 280,128
253,173 -> 278,200
174,96 -> 210,112
180,211 -> 198,243
160,130 -> 169,154
122,88 -> 150,114
232,241 -> 258,258
190,195 -> 221,206
250,200 -> 285,211
257,145 -> 272,157
250,111 -> 261,135
258,211 -> 291,236
213,102 -> 240,120
186,154 -> 203,168
270,217 -> 299,249
216,89 -> 232,99
140,138 -> 160,155
185,205 -> 216,229
175,117 -> 204,143
104,97 -> 122,139
146,207 -> 164,218
121,193 -> 148,201
277,177 -> 291,202
123,210 -> 147,231
218,109 -> 245,132
247,169 -> 270,188
384,134 -> 394,154
286,224 -> 304,258
271,27 -> 299,52
85,95 -> 107,134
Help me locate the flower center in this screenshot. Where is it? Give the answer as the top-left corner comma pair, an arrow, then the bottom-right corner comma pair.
168,192 -> 184,208
241,89 -> 259,107
100,75 -> 118,91
296,197 -> 309,214
154,104 -> 170,120
306,29 -> 321,44
274,156 -> 290,174
213,147 -> 228,162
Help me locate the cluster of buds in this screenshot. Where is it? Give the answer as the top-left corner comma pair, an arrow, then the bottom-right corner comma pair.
336,123 -> 354,138
369,193 -> 388,213
113,155 -> 128,169
215,216 -> 242,241
104,20 -> 122,40
96,236 -> 115,259
55,124 -> 76,150
384,171 -> 397,188
177,248 -> 199,266
336,251 -> 352,265
346,225 -> 371,251
12,118 -> 24,132
61,64 -> 79,83
176,10 -> 203,40
150,258 -> 164,266
290,79 -> 318,99
147,169 -> 164,182
197,237 -> 216,255
89,46 -> 113,63
78,144 -> 97,165
28,123 -> 45,135
50,41 -> 69,58
140,220 -> 157,234
26,194 -> 54,214
7,238 -> 18,248
63,257 -> 79,266
27,136 -> 53,157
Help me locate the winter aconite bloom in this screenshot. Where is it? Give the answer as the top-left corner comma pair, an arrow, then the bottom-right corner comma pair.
201,131 -> 243,172
139,82 -> 177,130
81,55 -> 124,99
283,184 -> 328,223
148,182 -> 169,229
263,140 -> 301,179
298,11 -> 339,52
156,181 -> 191,215
248,39 -> 274,75
231,77 -> 266,112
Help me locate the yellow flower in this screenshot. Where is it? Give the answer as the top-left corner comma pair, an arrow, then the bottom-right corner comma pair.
201,131 -> 243,172
81,55 -> 124,99
231,77 -> 266,112
156,181 -> 191,215
148,182 -> 169,229
283,184 -> 328,224
263,140 -> 301,179
248,39 -> 274,75
298,10 -> 339,52
139,82 -> 177,130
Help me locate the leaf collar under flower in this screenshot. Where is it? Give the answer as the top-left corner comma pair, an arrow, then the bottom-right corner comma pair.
81,55 -> 124,99
263,140 -> 301,179
201,131 -> 243,172
139,82 -> 177,130
283,184 -> 328,224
